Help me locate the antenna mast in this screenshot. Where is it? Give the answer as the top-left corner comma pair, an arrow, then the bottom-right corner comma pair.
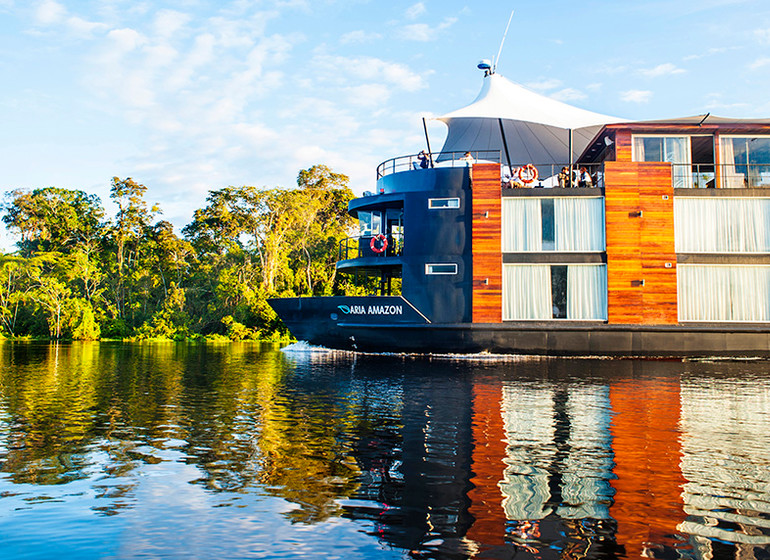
493,9 -> 515,72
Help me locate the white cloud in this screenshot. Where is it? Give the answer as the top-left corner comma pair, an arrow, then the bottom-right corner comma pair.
313,54 -> 426,92
756,28 -> 770,45
105,27 -> 147,54
621,89 -> 653,103
640,63 -> 685,77
153,9 -> 192,39
550,88 -> 587,102
34,0 -> 65,25
405,2 -> 426,20
397,17 -> 457,42
749,57 -> 770,70
340,30 -> 381,44
32,0 -> 107,36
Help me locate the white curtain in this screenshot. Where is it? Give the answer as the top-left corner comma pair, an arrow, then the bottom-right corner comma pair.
554,198 -> 605,252
503,265 -> 552,320
678,265 -> 770,321
567,265 -> 608,320
502,199 -> 542,252
674,198 -> 770,253
667,137 -> 692,189
720,137 -> 744,189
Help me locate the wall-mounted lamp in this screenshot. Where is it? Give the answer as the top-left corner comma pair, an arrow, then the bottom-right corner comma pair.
631,279 -> 645,287
628,210 -> 643,218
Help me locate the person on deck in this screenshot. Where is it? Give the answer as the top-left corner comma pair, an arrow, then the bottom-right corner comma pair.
413,150 -> 429,170
577,166 -> 593,187
558,167 -> 570,188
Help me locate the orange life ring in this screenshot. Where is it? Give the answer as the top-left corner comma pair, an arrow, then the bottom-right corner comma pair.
518,164 -> 538,184
370,233 -> 388,253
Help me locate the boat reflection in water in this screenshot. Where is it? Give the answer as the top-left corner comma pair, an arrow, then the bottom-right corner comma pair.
0,343 -> 768,559
308,353 -> 770,560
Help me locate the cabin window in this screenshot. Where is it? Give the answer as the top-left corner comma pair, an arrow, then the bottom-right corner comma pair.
428,197 -> 460,209
632,135 -> 692,188
502,198 -> 605,252
674,197 -> 770,253
719,136 -> 770,188
358,211 -> 381,236
678,265 -> 770,322
503,264 -> 607,320
425,263 -> 458,275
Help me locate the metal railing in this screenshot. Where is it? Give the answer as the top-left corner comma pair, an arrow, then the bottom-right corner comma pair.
376,150 -> 502,179
339,234 -> 404,261
498,163 -> 604,189
672,163 -> 770,189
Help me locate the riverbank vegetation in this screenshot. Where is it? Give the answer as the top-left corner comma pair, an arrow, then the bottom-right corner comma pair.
0,165 -> 360,341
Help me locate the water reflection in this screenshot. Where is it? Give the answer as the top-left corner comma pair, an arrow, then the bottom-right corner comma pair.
0,343 -> 769,559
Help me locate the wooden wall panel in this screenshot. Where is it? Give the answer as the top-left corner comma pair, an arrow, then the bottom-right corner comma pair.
614,129 -> 633,162
610,378 -> 686,558
471,163 -> 502,323
604,162 -> 678,324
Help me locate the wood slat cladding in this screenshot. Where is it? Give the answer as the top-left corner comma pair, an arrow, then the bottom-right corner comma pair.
604,162 -> 678,324
471,163 -> 502,323
615,129 -> 633,162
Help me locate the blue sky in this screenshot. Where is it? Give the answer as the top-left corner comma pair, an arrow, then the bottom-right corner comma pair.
1,0 -> 769,247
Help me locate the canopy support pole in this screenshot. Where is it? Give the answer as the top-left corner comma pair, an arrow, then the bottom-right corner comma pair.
498,119 -> 513,174
422,118 -> 435,168
567,128 -> 572,187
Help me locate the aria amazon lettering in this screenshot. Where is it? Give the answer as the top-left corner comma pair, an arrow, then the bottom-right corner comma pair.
338,304 -> 403,316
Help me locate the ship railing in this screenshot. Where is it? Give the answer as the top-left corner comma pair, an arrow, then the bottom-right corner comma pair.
339,233 -> 404,260
376,150 -> 502,179
502,163 -> 605,188
672,163 -> 770,189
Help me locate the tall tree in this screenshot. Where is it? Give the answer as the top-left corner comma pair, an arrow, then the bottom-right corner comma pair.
1,187 -> 104,255
108,177 -> 159,321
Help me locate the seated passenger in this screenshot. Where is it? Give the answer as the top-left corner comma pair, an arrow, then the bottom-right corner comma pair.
558,167 -> 570,188
577,167 -> 593,187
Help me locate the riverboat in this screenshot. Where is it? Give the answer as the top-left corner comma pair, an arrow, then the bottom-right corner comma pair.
269,64 -> 770,357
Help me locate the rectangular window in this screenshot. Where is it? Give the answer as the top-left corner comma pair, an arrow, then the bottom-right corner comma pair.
428,197 -> 460,209
503,264 -> 607,320
541,199 -> 555,251
633,135 -> 692,188
674,197 -> 770,253
678,265 -> 770,322
502,198 -> 605,252
719,136 -> 770,188
358,211 -> 381,236
425,263 -> 458,275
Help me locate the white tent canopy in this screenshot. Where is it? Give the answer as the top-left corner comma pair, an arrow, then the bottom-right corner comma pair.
435,73 -> 625,167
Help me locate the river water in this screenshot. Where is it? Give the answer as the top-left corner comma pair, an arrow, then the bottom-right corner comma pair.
0,342 -> 768,559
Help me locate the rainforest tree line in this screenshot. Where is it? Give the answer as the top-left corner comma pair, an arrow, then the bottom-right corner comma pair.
0,165 -> 363,340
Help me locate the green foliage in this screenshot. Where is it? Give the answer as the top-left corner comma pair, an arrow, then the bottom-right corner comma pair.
0,164 -> 356,340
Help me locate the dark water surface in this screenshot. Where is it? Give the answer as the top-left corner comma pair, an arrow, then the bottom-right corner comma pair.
0,342 -> 768,559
